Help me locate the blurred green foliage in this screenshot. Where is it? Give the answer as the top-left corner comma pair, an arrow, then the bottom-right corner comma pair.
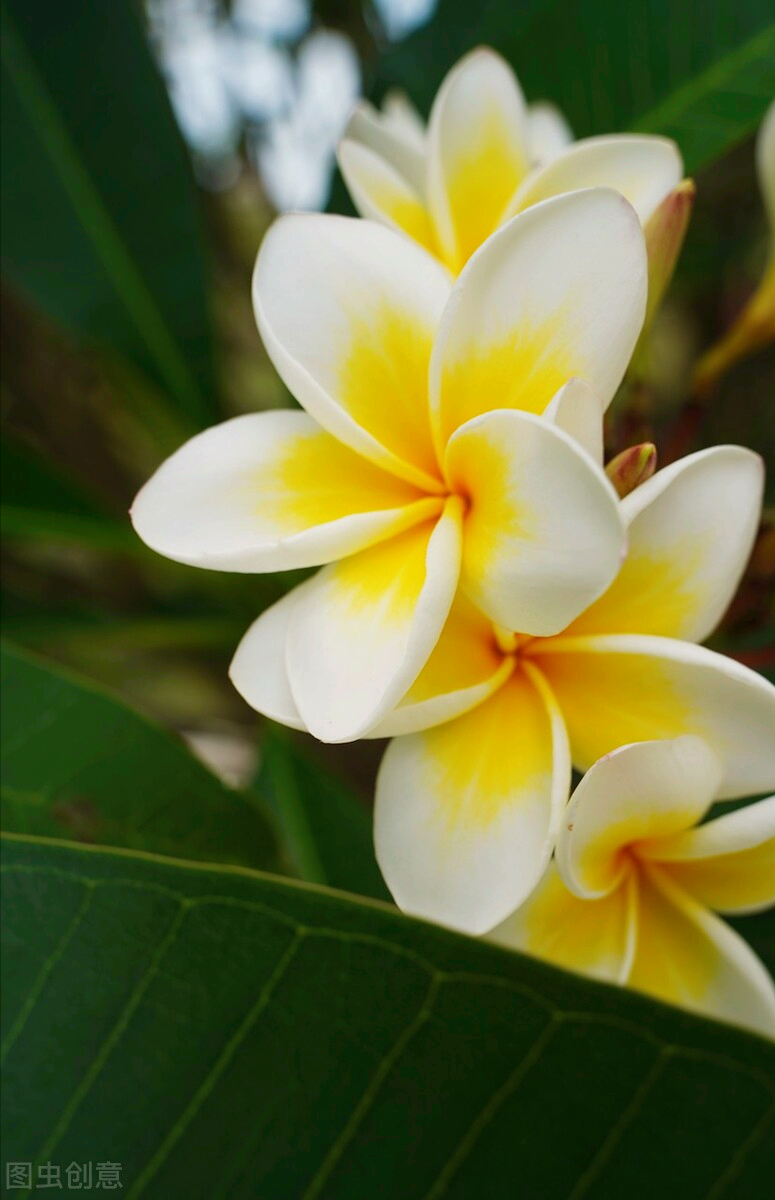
1,0 -> 215,424
0,642 -> 279,869
254,723 -> 390,899
377,0 -> 775,172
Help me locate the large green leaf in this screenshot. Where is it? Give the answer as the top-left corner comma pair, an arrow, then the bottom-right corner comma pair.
377,0 -> 775,173
0,0 -> 215,424
2,834 -> 773,1199
0,643 -> 277,871
255,724 -> 390,900
1,435 -> 136,550
630,24 -> 775,170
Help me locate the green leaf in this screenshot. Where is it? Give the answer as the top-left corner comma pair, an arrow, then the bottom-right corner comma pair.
0,643 -> 277,872
2,834 -> 773,1199
0,613 -> 246,656
0,435 -> 136,550
0,0 -> 215,424
631,24 -> 775,173
255,724 -> 390,900
377,1 -> 775,173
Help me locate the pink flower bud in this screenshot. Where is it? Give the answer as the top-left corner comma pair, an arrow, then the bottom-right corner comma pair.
605,443 -> 657,498
644,179 -> 695,330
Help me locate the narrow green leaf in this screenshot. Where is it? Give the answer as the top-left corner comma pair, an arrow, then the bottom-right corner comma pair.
0,643 -> 278,872
2,834 -> 773,1199
0,615 -> 245,656
255,724 -> 390,900
0,0 -> 215,423
377,0 -> 775,173
0,435 -> 136,550
633,25 -> 775,174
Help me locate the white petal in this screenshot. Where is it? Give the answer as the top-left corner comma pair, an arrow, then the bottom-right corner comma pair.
535,634 -> 775,799
345,100 -> 426,193
556,736 -> 722,899
628,866 -> 775,1040
489,860 -> 636,985
426,47 -> 532,271
131,410 -> 440,571
253,213 -> 451,490
526,102 -> 574,165
446,409 -> 624,635
337,139 -> 436,253
381,89 -> 426,151
286,499 -> 463,742
229,585 -> 306,730
566,446 -> 765,641
651,795 -> 775,915
368,591 -> 514,738
508,135 -> 683,226
542,377 -> 605,464
431,188 -> 648,447
374,662 -> 569,934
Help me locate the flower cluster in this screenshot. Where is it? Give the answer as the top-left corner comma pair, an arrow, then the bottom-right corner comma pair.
132,50 -> 775,1038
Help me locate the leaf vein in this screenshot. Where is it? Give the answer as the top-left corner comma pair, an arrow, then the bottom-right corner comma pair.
706,1098 -> 775,1199
0,881 -> 94,1065
421,1015 -> 560,1200
4,861 -> 774,1111
126,927 -> 306,1199
566,1049 -> 671,1200
28,898 -> 189,1179
302,974 -> 442,1200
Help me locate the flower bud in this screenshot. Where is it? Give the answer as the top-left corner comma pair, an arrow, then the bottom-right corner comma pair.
692,259 -> 775,399
606,443 -> 657,498
692,101 -> 775,397
643,179 -> 695,332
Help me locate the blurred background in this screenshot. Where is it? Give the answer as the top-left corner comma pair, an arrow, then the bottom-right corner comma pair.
2,0 -> 773,811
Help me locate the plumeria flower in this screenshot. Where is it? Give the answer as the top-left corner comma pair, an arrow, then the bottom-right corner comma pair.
491,737 -> 775,1039
234,438 -> 775,933
135,188 -> 646,743
372,446 -> 775,933
693,99 -> 775,397
338,45 -> 692,318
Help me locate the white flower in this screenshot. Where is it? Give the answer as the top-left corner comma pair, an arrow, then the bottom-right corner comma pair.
134,188 -> 647,743
338,46 -> 688,291
238,442 -> 775,934
491,737 -> 775,1040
